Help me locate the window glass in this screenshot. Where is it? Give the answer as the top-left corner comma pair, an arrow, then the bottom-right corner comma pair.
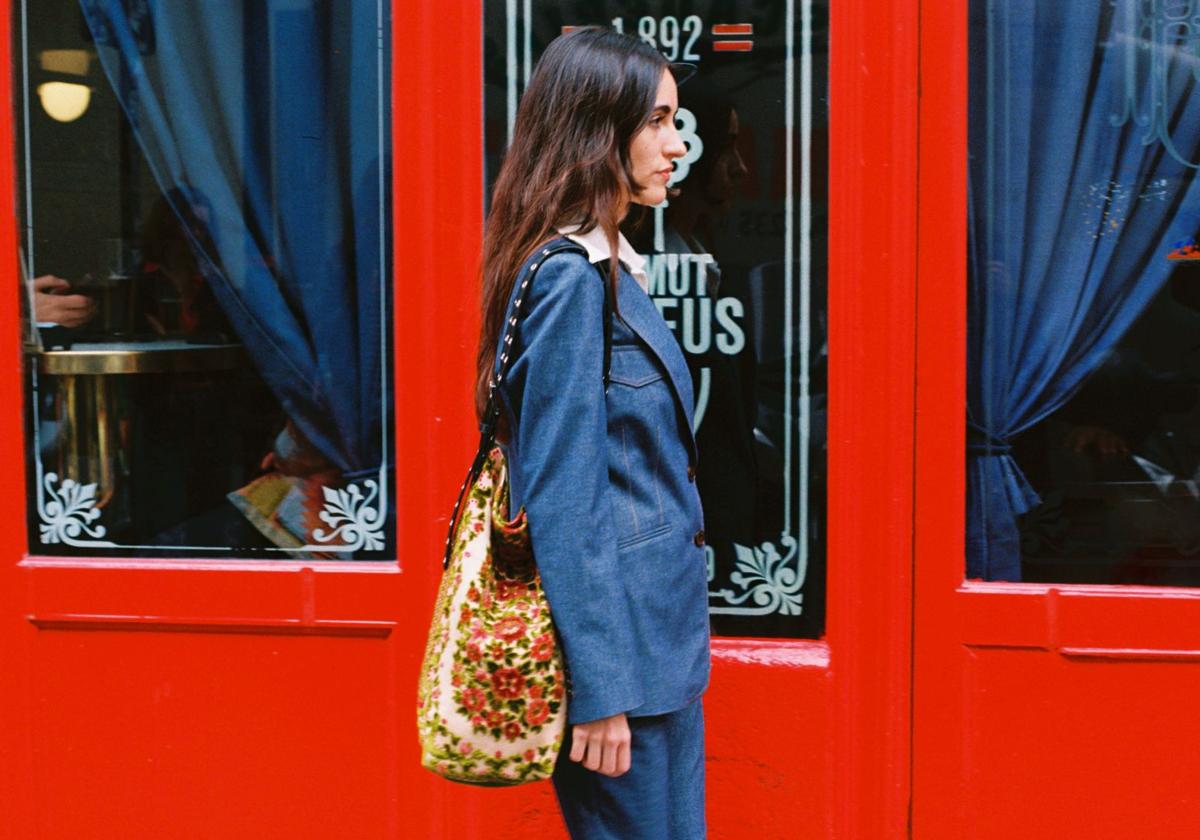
18,0 -> 393,559
968,2 -> 1200,585
484,1 -> 829,637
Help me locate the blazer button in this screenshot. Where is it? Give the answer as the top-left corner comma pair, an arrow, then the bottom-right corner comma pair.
693,529 -> 705,548
686,465 -> 696,482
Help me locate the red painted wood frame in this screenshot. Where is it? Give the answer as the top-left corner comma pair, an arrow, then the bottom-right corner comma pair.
0,1 -> 922,837
914,4 -> 1200,838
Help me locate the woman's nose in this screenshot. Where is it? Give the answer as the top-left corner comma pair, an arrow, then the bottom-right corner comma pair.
665,125 -> 688,159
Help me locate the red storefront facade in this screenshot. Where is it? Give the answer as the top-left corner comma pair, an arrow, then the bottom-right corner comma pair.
3,2 -> 1199,839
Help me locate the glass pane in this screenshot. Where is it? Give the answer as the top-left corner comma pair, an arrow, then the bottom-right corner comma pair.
484,1 -> 829,637
968,1 -> 1200,585
17,0 -> 393,559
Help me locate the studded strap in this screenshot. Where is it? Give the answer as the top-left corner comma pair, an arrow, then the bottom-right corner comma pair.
443,238 -> 612,567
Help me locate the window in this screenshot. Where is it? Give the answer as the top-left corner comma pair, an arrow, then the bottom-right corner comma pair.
968,1 -> 1200,585
484,0 -> 828,636
18,0 -> 392,559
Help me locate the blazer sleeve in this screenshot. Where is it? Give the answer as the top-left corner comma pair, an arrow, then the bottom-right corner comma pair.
499,252 -> 644,724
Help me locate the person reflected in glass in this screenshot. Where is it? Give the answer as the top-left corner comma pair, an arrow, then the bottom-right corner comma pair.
476,27 -> 710,838
628,74 -> 783,558
32,274 -> 95,329
139,191 -> 231,341
650,75 -> 748,273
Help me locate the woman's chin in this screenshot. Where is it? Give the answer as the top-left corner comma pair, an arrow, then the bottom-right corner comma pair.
634,187 -> 667,208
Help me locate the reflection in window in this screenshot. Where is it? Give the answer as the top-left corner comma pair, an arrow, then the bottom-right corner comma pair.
484,1 -> 828,637
968,2 -> 1200,584
18,1 -> 392,558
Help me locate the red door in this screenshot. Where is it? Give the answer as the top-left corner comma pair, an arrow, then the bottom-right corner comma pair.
914,4 -> 1200,837
2,3 -> 441,835
0,1 -> 925,837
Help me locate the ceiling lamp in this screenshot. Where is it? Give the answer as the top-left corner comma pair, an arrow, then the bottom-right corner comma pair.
37,81 -> 91,123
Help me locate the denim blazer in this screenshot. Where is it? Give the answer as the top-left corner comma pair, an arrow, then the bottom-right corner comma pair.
497,247 -> 711,725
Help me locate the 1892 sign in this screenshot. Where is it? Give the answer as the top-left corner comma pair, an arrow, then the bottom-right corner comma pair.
484,1 -> 828,638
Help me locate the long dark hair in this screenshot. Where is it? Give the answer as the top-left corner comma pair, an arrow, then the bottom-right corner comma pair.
476,27 -> 671,418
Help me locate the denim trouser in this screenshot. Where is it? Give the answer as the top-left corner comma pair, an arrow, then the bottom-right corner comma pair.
552,699 -> 706,839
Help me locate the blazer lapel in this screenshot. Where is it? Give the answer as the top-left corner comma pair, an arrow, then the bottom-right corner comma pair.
614,271 -> 699,464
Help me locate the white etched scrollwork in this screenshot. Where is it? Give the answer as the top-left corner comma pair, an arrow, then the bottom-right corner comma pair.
38,472 -> 113,546
1109,0 -> 1200,169
308,479 -> 384,552
709,535 -> 806,616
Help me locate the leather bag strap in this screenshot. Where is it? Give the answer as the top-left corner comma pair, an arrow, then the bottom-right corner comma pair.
443,237 -> 613,567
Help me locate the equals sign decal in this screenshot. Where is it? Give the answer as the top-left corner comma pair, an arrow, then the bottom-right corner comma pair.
712,23 -> 753,52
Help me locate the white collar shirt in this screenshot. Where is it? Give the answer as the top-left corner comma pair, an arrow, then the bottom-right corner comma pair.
558,225 -> 650,292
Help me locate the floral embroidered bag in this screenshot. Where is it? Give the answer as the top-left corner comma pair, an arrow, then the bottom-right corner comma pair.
417,239 -> 611,786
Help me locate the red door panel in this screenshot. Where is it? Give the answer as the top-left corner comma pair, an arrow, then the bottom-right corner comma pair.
914,3 -> 1200,837
29,626 -> 400,839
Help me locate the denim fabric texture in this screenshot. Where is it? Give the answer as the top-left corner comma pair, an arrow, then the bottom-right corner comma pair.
552,699 -> 706,839
497,249 -> 711,726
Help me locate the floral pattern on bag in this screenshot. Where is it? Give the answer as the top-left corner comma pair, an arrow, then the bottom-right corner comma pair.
418,448 -> 567,785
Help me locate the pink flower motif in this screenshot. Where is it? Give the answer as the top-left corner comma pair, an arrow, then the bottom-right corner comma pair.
524,699 -> 550,727
474,669 -> 489,682
459,741 -> 473,755
495,578 -> 527,601
466,643 -> 482,662
487,711 -> 505,729
495,750 -> 503,759
462,686 -> 487,712
530,634 -> 554,663
491,668 -> 525,699
524,749 -> 536,762
493,616 -> 527,642
503,722 -> 522,742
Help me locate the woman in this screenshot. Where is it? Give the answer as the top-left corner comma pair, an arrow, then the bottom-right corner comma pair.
477,27 -> 711,839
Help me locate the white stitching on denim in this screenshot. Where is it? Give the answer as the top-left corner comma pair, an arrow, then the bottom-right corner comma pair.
607,347 -> 664,388
616,521 -> 672,551
618,423 -> 640,533
651,422 -> 666,523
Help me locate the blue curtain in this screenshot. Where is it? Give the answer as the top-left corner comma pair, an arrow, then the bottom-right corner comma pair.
968,1 -> 1200,580
78,0 -> 389,480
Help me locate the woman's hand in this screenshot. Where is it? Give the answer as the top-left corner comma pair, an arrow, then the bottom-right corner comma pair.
569,713 -> 631,777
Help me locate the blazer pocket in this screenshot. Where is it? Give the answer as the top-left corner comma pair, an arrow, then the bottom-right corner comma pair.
617,521 -> 673,552
608,346 -> 665,388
